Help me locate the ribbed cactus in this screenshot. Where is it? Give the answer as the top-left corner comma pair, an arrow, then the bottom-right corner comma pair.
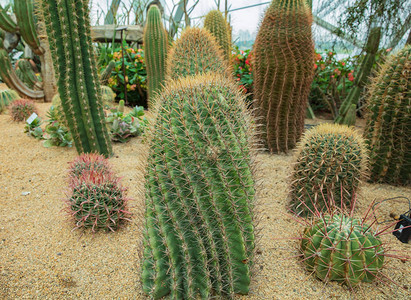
253,0 -> 315,153
0,88 -> 19,112
39,0 -> 112,157
364,46 -> 410,185
100,60 -> 115,85
204,10 -> 231,62
16,59 -> 40,90
166,27 -> 229,81
142,73 -> 256,299
301,214 -> 384,286
143,4 -> 168,108
289,124 -> 367,216
0,4 -> 17,33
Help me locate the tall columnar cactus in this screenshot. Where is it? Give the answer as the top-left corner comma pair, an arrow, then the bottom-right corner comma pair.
166,27 -> 230,81
290,124 -> 367,216
143,4 -> 168,108
204,10 -> 231,62
364,46 -> 410,185
15,59 -> 40,90
40,0 -> 112,157
142,73 -> 256,299
253,0 -> 315,153
301,214 -> 384,286
0,88 -> 19,112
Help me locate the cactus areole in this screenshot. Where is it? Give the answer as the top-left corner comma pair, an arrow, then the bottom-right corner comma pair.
301,214 -> 384,286
40,0 -> 112,157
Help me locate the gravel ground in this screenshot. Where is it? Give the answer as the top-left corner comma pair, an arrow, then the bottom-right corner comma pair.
0,102 -> 410,299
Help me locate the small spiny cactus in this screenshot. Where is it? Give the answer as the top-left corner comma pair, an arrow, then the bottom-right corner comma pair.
68,153 -> 113,184
10,98 -> 37,121
0,88 -> 19,112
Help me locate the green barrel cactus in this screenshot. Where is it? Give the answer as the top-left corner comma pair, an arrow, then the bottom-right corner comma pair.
253,0 -> 315,153
143,4 -> 168,108
166,27 -> 230,81
142,73 -> 256,299
364,46 -> 410,185
290,124 -> 367,216
39,0 -> 112,157
301,214 -> 384,286
204,10 -> 231,62
0,88 -> 19,112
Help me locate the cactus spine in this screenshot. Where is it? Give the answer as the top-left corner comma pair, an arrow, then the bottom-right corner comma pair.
143,5 -> 168,108
166,27 -> 229,81
253,0 -> 315,153
204,10 -> 231,62
364,46 -> 410,185
142,73 -> 256,299
0,88 -> 19,112
40,0 -> 112,156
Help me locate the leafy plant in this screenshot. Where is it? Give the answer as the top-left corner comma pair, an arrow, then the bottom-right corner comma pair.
24,115 -> 44,139
43,106 -> 73,148
232,46 -> 253,104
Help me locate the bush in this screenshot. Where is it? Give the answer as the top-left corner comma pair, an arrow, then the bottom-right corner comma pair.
232,47 -> 253,104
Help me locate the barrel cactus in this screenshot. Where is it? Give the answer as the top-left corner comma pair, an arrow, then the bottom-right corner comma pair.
166,27 -> 229,81
204,10 -> 231,62
10,98 -> 37,121
364,46 -> 410,185
301,214 -> 384,286
142,73 -> 256,299
68,153 -> 113,184
289,124 -> 367,216
39,0 -> 112,157
143,4 -> 168,108
0,88 -> 19,112
253,0 -> 315,153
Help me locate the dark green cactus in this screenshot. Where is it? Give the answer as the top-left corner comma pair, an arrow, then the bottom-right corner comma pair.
100,60 -> 115,85
40,0 -> 112,157
301,214 -> 384,286
15,59 -> 40,90
142,73 -> 256,299
0,4 -> 17,33
364,46 -> 410,185
253,0 -> 315,153
0,88 -> 19,112
204,10 -> 231,62
166,27 -> 230,81
143,4 -> 168,108
289,124 -> 367,216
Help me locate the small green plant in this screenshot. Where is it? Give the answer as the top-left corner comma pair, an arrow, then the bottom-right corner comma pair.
9,99 -> 37,121
43,106 -> 72,148
24,115 -> 44,139
232,47 -> 253,103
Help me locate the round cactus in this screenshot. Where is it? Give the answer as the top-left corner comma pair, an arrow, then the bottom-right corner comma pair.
301,214 -> 384,286
204,10 -> 231,61
66,170 -> 131,232
289,124 -> 367,216
100,85 -> 116,106
0,88 -> 19,113
142,73 -> 256,299
9,99 -> 37,122
166,27 -> 230,81
364,46 -> 410,185
68,153 -> 113,184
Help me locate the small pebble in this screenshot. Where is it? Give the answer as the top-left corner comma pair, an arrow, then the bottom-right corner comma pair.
21,191 -> 30,196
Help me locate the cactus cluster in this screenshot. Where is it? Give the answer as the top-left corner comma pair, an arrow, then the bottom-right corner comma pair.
301,214 -> 384,286
204,10 -> 231,62
66,153 -> 131,232
166,27 -> 229,81
364,46 -> 410,185
142,73 -> 256,299
39,0 -> 112,157
289,124 -> 367,216
0,88 -> 19,112
9,98 -> 37,121
143,4 -> 168,108
253,0 -> 315,153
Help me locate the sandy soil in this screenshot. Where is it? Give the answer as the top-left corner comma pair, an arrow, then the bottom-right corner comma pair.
0,102 -> 410,299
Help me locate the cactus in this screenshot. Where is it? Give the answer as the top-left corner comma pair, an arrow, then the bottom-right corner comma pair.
0,4 -> 17,33
301,214 -> 384,286
253,0 -> 315,153
100,85 -> 116,106
204,10 -> 231,62
142,73 -> 256,299
68,153 -> 113,185
9,98 -> 37,122
143,4 -> 168,108
0,88 -> 19,112
15,59 -> 40,90
39,0 -> 112,157
289,124 -> 367,216
100,60 -> 115,85
364,46 -> 410,185
166,27 -> 230,81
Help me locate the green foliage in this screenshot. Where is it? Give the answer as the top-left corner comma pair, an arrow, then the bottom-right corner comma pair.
232,46 -> 253,104
43,106 -> 73,148
253,0 -> 315,153
9,99 -> 37,122
24,115 -> 44,140
290,124 -> 367,216
301,214 -> 384,286
364,46 -> 410,185
142,74 -> 256,299
204,10 -> 231,61
0,88 -> 19,112
144,4 -> 168,108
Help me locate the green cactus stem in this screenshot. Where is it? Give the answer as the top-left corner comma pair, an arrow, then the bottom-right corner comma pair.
0,4 -> 17,33
142,73 -> 256,299
364,46 -> 410,185
0,88 -> 19,112
253,0 -> 315,153
16,59 -> 41,90
40,0 -> 112,157
204,10 -> 231,61
143,4 -> 168,108
99,60 -> 115,85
